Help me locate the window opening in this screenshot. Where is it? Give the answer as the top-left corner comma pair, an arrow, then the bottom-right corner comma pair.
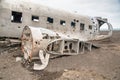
89,25 -> 92,30
47,17 -> 54,23
32,15 -> 39,22
60,20 -> 66,25
11,11 -> 22,23
71,22 -> 76,27
80,23 -> 85,30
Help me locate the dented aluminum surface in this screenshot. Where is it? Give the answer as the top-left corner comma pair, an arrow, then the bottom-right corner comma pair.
21,25 -> 110,70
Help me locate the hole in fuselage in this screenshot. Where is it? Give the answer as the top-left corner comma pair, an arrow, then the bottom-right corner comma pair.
69,43 -> 72,50
64,46 -> 68,49
99,23 -> 109,35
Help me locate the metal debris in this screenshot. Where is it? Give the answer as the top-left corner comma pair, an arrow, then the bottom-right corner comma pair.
21,26 -> 101,70
33,50 -> 50,70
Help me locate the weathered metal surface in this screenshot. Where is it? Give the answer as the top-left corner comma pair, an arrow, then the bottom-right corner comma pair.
0,0 -> 113,70
93,18 -> 113,40
21,26 -> 96,60
21,26 -> 100,70
0,0 -> 113,39
21,26 -> 61,60
33,50 -> 50,70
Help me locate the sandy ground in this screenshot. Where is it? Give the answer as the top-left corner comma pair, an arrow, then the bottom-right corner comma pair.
0,31 -> 120,80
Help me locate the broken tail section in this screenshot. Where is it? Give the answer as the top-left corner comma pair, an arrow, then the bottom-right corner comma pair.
21,26 -> 99,70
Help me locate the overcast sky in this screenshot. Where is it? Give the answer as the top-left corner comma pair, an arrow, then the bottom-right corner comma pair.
30,0 -> 120,29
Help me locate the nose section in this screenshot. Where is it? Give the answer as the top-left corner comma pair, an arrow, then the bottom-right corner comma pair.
93,17 -> 113,40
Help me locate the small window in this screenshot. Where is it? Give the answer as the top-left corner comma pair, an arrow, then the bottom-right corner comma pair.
60,20 -> 66,25
89,25 -> 92,30
71,22 -> 76,27
32,15 -> 39,22
80,23 -> 85,30
11,11 -> 22,23
47,17 -> 53,23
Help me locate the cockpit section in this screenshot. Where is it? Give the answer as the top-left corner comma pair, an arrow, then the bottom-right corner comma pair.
93,17 -> 113,40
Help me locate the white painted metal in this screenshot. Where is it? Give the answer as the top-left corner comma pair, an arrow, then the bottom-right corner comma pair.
33,50 -> 50,70
21,26 -> 99,70
0,0 -> 113,39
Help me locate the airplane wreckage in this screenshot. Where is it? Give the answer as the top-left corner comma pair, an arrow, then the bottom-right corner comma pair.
0,0 -> 113,70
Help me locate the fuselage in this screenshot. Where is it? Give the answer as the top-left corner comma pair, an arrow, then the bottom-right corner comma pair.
0,0 -> 112,41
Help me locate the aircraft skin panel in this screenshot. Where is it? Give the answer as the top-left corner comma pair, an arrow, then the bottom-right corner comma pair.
0,8 -> 90,38
0,0 -> 112,40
